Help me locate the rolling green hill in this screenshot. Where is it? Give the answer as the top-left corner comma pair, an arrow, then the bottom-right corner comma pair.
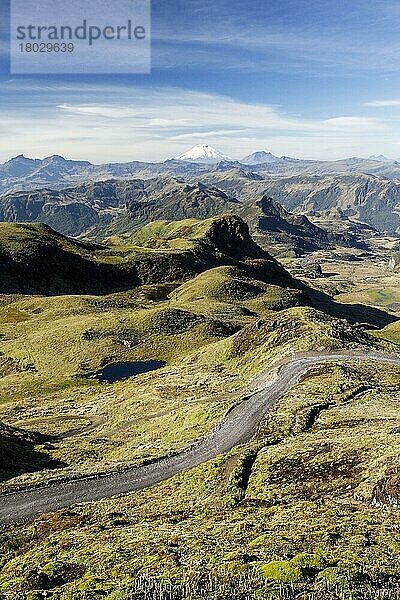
0,216 -> 295,295
0,213 -> 398,600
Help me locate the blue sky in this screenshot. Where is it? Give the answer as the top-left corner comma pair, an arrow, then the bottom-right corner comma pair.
2,0 -> 400,162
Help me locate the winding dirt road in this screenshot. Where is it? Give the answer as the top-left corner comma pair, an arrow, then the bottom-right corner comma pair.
1,351 -> 399,526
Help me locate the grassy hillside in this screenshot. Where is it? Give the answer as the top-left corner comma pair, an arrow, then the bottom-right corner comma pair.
0,216 -> 294,295
0,308 -> 398,599
0,222 -> 140,295
0,215 -> 399,599
0,215 -> 309,487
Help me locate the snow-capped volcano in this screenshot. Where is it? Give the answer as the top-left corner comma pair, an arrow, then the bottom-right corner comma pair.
175,144 -> 232,164
241,151 -> 281,165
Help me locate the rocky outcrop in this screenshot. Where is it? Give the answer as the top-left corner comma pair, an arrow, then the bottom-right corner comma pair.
250,174 -> 400,235
239,195 -> 355,255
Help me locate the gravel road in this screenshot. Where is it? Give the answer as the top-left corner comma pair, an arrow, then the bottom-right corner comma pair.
1,350 -> 399,526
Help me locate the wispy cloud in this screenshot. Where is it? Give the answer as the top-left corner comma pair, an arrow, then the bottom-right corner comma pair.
0,82 -> 392,162
365,100 -> 400,107
151,0 -> 400,75
322,117 -> 382,130
57,89 -> 382,132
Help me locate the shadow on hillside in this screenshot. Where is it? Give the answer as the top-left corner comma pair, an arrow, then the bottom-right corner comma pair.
306,287 -> 399,329
0,426 -> 65,483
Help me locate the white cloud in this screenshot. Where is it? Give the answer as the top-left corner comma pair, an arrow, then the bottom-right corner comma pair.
322,116 -> 382,130
57,90 -> 381,135
365,100 -> 400,107
0,84 -> 395,163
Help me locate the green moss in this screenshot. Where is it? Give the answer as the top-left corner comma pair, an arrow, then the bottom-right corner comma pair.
316,565 -> 364,589
260,560 -> 303,583
291,552 -> 326,570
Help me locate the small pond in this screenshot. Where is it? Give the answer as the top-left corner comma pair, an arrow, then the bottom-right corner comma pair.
86,360 -> 166,384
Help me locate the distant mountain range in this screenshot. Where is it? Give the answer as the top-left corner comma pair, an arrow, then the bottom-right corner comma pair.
0,175 -> 365,256
2,147 -> 400,197
196,169 -> 400,235
238,195 -> 359,254
0,147 -> 400,245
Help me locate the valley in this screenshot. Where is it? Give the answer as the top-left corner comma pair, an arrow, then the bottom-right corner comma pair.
0,150 -> 399,599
